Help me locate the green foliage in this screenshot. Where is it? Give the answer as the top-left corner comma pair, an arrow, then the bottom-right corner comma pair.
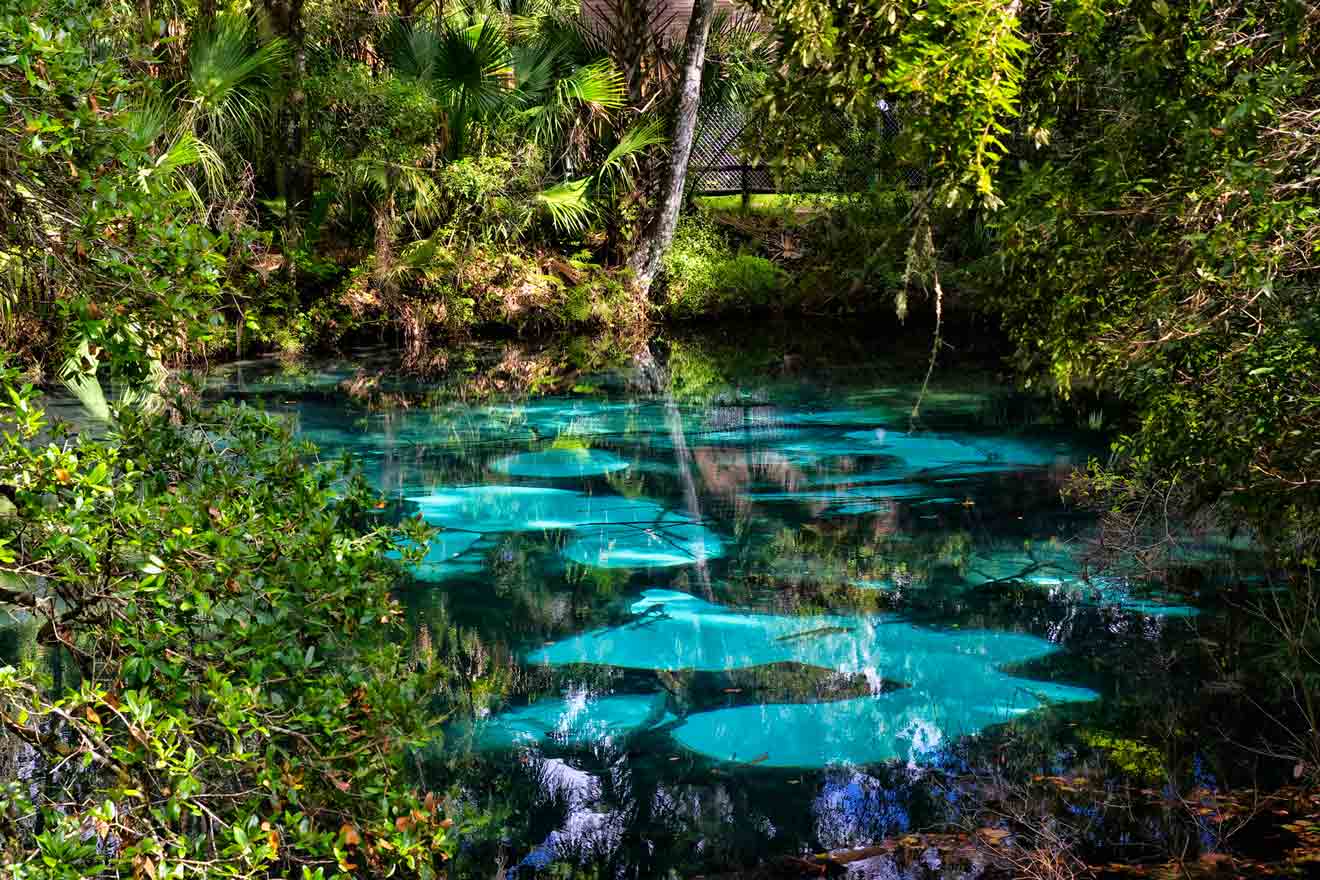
747,0 -> 1028,211
736,0 -> 1320,567
0,372 -> 462,878
239,277 -> 363,358
662,215 -> 788,319
790,188 -> 913,309
977,0 -> 1320,564
536,178 -> 595,234
434,154 -> 543,244
0,1 -> 234,378
1078,730 -> 1166,782
387,17 -> 514,159
308,64 -> 444,165
534,118 -> 669,235
185,13 -> 289,153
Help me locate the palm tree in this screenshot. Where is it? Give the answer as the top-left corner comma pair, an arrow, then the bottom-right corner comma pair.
513,45 -> 626,174
388,16 -> 516,159
182,13 -> 289,162
383,9 -> 666,236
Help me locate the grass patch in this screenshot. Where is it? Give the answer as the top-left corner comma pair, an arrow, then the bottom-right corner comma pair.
694,192 -> 844,222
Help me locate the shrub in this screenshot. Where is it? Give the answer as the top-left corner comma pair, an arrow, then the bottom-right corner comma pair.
0,374 -> 465,879
434,154 -> 545,245
662,215 -> 787,319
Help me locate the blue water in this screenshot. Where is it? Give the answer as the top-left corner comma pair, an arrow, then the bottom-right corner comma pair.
212,334 -> 1260,876
522,589 -> 1097,768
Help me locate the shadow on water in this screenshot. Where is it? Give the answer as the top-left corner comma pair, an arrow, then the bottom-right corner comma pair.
201,323 -> 1312,879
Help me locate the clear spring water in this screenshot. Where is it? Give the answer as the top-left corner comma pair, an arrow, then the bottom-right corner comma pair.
211,333 -> 1264,877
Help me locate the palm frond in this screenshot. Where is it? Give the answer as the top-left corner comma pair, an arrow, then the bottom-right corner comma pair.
388,19 -> 444,81
541,13 -> 609,65
506,0 -> 574,45
396,165 -> 444,225
390,16 -> 516,156
535,178 -> 593,233
117,358 -> 168,417
185,12 -> 288,150
158,133 -> 225,197
118,97 -> 175,152
344,158 -> 392,199
434,20 -> 514,115
596,117 -> 667,188
59,341 -> 111,424
345,156 -> 443,228
511,41 -> 560,98
700,10 -> 773,112
556,58 -> 625,109
122,109 -> 224,205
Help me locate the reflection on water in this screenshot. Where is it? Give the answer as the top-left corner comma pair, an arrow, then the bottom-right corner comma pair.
211,332 -> 1263,877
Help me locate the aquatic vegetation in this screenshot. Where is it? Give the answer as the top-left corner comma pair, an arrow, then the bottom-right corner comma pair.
1096,593 -> 1200,618
528,590 -> 1097,767
690,425 -> 815,445
490,448 -> 631,478
528,590 -> 1083,679
296,407 -> 541,458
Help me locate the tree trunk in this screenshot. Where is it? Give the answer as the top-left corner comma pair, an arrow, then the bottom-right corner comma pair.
263,0 -> 308,228
627,0 -> 718,295
372,190 -> 397,297
631,344 -> 711,598
611,0 -> 654,107
286,0 -> 308,222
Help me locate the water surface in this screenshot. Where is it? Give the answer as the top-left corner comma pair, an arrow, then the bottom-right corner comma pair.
212,330 -> 1265,877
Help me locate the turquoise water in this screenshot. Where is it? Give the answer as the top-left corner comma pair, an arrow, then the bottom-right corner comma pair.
213,334 -> 1261,876
521,589 -> 1097,768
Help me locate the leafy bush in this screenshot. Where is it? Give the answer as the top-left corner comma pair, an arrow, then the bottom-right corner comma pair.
0,374 -> 464,878
433,154 -> 545,245
979,0 -> 1320,566
0,3 -> 235,378
662,215 -> 787,319
307,65 -> 443,166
